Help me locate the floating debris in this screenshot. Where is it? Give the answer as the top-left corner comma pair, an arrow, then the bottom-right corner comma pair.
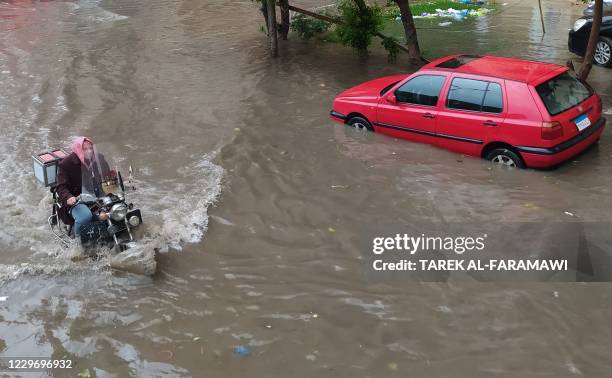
306,354 -> 317,361
158,350 -> 174,361
437,305 -> 453,313
77,369 -> 91,378
233,345 -> 251,356
410,7 -> 492,21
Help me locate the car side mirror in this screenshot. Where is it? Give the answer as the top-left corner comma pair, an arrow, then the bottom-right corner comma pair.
386,94 -> 397,104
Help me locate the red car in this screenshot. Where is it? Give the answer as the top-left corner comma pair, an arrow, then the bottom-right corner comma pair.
330,54 -> 606,168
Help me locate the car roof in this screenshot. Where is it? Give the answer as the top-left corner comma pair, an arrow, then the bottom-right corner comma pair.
423,54 -> 567,85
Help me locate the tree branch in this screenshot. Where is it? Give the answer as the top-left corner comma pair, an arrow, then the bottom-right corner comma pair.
287,4 -> 413,55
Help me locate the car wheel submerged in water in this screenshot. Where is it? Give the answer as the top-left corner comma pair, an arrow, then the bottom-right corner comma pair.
347,116 -> 373,131
485,148 -> 525,169
595,37 -> 612,67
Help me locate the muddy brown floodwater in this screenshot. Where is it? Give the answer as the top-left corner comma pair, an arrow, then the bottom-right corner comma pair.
1,0 -> 612,376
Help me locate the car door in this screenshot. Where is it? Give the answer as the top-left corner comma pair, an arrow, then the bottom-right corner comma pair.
436,75 -> 507,156
376,74 -> 448,145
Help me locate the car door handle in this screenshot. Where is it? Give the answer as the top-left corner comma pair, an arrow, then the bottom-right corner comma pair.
483,120 -> 498,127
423,113 -> 436,119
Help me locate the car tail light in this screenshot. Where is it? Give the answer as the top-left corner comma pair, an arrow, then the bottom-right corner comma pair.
541,121 -> 563,140
597,96 -> 602,113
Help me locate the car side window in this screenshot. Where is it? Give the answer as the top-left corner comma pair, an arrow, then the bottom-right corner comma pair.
394,75 -> 446,107
481,83 -> 503,113
446,78 -> 503,113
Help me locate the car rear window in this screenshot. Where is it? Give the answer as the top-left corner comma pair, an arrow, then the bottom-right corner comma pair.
446,78 -> 503,113
436,55 -> 481,69
535,72 -> 593,116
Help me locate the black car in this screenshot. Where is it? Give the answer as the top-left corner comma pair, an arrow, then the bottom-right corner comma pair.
568,15 -> 612,67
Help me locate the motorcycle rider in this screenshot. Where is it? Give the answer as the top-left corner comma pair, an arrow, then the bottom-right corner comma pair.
56,137 -> 109,237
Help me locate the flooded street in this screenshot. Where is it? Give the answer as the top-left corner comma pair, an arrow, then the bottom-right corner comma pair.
1,0 -> 612,376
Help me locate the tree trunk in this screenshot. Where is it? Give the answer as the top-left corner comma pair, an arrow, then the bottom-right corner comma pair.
578,0 -> 603,81
279,0 -> 290,40
267,0 -> 278,57
261,0 -> 269,33
395,0 -> 424,65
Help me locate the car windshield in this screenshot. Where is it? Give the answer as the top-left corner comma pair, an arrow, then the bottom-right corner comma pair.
535,72 -> 592,116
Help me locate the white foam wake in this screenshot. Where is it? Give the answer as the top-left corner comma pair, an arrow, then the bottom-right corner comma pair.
128,154 -> 224,252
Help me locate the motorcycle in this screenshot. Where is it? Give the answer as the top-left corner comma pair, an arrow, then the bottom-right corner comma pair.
33,148 -> 143,252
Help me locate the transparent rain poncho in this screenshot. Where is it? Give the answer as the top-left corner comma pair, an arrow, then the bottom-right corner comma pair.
71,137 -> 111,200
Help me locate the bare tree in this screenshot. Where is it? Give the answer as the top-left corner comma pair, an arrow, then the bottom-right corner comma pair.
579,0 -> 603,80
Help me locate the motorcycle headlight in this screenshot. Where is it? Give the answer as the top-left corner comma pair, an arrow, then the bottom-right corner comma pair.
128,215 -> 141,227
110,203 -> 128,221
573,19 -> 587,32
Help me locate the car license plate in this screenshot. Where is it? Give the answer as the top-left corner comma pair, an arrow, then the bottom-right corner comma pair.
574,114 -> 591,131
